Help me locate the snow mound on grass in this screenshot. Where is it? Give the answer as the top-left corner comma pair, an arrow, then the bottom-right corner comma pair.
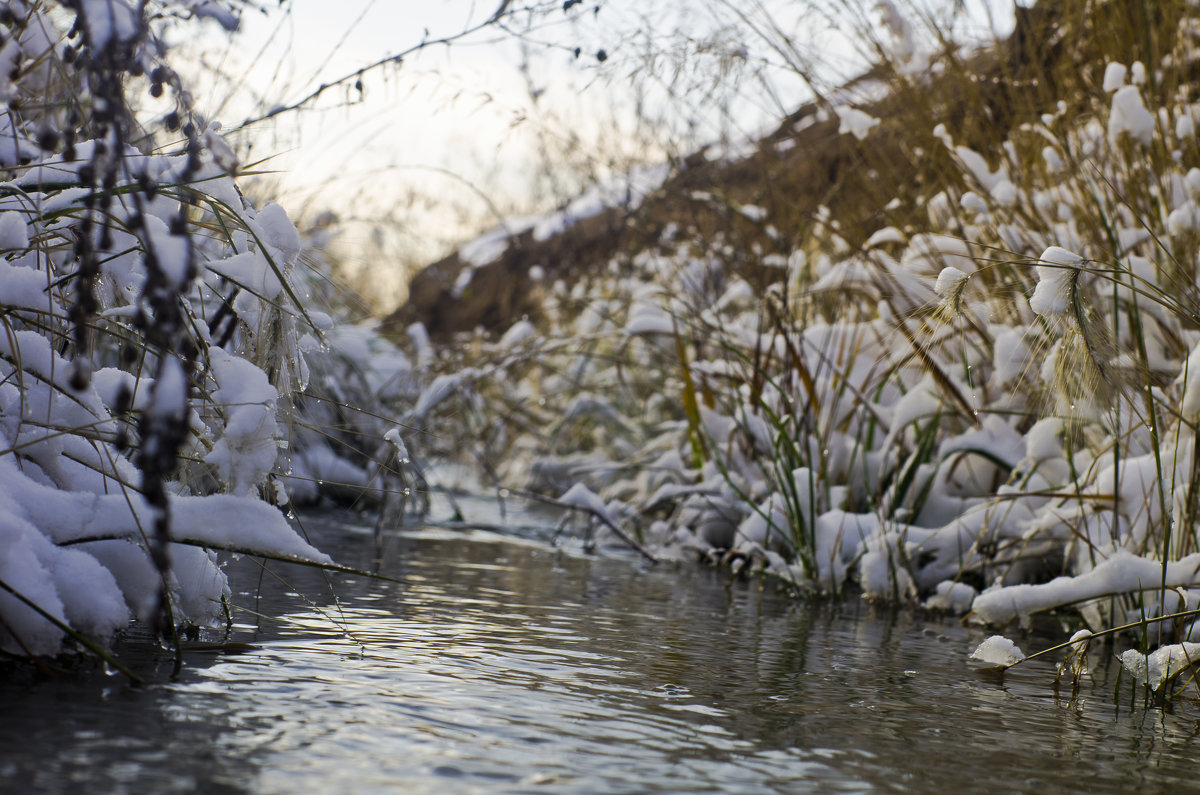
969,636 -> 1025,668
1120,643 -> 1200,691
0,436 -> 331,656
972,552 -> 1200,626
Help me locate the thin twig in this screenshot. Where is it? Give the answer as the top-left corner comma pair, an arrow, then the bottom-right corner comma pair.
1003,608 -> 1200,670
238,6 -> 542,129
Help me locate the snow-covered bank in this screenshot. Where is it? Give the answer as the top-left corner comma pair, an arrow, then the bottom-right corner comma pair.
10,0 -> 1200,707
0,1 -> 351,658
381,2 -> 1200,693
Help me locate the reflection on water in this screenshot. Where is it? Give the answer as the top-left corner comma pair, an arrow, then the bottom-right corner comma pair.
2,510 -> 1199,793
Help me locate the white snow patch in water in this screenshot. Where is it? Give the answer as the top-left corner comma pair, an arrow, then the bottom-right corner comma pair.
1120,642 -> 1200,691
970,635 -> 1025,667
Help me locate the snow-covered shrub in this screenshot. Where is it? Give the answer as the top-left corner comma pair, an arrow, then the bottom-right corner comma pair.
0,1 -> 332,659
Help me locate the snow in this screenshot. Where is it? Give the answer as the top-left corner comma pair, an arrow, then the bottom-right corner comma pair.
148,356 -> 189,423
383,428 -> 410,463
0,530 -> 74,656
407,322 -> 434,368
623,303 -> 676,336
875,0 -> 919,70
498,319 -> 537,349
859,533 -> 916,600
184,0 -> 240,30
1167,201 -> 1200,236
0,258 -> 53,314
888,381 -> 943,433
738,204 -> 768,222
1102,62 -> 1127,92
835,106 -> 880,140
924,580 -> 977,614
969,635 -> 1025,668
813,510 -> 876,591
737,493 -> 790,549
203,123 -> 239,175
1028,245 -> 1083,316
15,0 -> 1200,685
203,349 -> 280,496
991,326 -> 1030,386
1179,346 -> 1200,420
953,146 -> 1008,193
1120,642 -> 1200,691
284,444 -> 370,503
451,265 -> 476,299
410,370 -> 474,420
558,482 -> 617,527
351,15 -> 1200,671
960,191 -> 988,215
1179,113 -> 1196,140
0,210 -> 28,249
172,495 -> 330,562
460,228 -> 513,268
934,266 -> 968,297
533,164 -> 670,242
0,441 -> 329,654
0,9 -> 361,658
0,41 -> 19,104
990,180 -> 1018,206
78,0 -> 141,51
865,226 -> 905,247
900,234 -> 977,276
972,551 -> 1200,625
456,165 -> 671,269
145,215 -> 192,289
207,251 -> 284,299
1023,417 -> 1064,462
1109,85 -> 1156,145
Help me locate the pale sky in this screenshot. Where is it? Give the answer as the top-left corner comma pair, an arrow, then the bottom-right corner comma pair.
177,0 -> 1016,310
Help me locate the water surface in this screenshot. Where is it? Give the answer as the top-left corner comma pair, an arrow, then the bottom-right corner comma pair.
2,509 -> 1198,793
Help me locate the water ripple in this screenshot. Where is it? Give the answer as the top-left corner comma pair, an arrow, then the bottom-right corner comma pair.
2,512 -> 1199,793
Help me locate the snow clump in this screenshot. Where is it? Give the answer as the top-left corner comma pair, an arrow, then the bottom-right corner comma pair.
970,636 -> 1026,668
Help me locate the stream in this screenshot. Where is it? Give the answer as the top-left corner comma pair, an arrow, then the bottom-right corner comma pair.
2,505 -> 1199,793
